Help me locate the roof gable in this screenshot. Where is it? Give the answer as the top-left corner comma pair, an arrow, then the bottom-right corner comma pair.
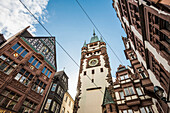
21,33 -> 57,69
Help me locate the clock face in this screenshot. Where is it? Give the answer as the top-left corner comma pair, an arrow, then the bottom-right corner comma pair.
89,58 -> 99,66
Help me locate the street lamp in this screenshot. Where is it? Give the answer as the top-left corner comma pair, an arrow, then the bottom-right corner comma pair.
154,86 -> 170,103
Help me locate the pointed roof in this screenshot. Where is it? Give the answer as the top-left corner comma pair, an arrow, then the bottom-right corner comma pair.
90,29 -> 99,43
102,88 -> 115,106
100,37 -> 104,42
83,40 -> 87,47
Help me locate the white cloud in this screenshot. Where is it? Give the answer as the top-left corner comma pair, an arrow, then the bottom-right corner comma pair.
0,0 -> 49,38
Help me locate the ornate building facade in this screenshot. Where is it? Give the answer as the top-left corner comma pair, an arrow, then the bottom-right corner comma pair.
74,32 -> 115,113
112,0 -> 170,112
41,71 -> 68,113
60,92 -> 74,113
0,26 -> 57,113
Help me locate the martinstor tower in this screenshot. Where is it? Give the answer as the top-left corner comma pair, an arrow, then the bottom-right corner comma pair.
74,31 -> 114,113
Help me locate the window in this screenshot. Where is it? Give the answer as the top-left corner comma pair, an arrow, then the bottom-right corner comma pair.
29,56 -> 42,69
60,89 -> 64,97
136,87 -> 143,96
55,103 -> 60,113
128,109 -> 133,113
120,91 -> 124,99
12,43 -> 20,50
57,86 -> 61,95
84,71 -> 86,75
14,69 -> 33,86
125,74 -> 129,79
163,20 -> 170,31
51,101 -> 56,112
124,87 -> 135,96
32,79 -> 46,95
120,76 -> 124,80
92,70 -> 95,74
61,107 -> 65,113
123,109 -> 133,113
0,54 -> 17,75
129,52 -> 136,60
100,68 -> 103,72
69,100 -> 71,106
140,106 -> 153,113
92,79 -> 94,83
0,89 -> 20,110
62,76 -> 66,82
140,72 -> 147,78
57,86 -> 64,97
120,74 -> 129,80
42,67 -> 52,78
19,98 -> 37,112
45,99 -> 52,110
51,84 -> 57,91
65,96 -> 68,102
12,43 -> 28,58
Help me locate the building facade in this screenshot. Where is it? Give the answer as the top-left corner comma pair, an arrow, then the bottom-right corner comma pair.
74,32 -> 115,113
113,64 -> 157,113
41,71 -> 68,113
0,26 -> 57,113
60,92 -> 74,113
112,0 -> 170,112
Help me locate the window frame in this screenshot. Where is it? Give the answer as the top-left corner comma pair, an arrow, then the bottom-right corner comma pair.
28,56 -> 42,69
124,86 -> 135,96
0,54 -> 18,75
0,89 -> 20,110
11,42 -> 29,58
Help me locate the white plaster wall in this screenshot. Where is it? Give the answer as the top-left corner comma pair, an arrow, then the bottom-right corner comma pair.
123,17 -> 130,27
78,55 -> 109,113
114,0 -> 125,29
60,93 -> 74,113
131,26 -> 143,42
145,41 -> 170,73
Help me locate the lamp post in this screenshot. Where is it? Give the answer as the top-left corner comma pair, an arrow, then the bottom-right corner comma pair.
154,86 -> 170,103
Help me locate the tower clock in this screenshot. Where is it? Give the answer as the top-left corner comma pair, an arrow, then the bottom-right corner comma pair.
74,32 -> 113,113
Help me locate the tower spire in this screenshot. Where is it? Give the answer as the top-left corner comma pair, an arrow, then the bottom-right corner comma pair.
90,29 -> 99,43
100,36 -> 104,42
83,40 -> 87,47
93,29 -> 96,36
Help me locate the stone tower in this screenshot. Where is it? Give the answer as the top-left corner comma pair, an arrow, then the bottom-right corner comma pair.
74,31 -> 114,113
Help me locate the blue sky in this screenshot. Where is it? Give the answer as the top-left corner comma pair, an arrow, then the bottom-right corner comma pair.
35,0 -> 130,98
0,0 -> 130,98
